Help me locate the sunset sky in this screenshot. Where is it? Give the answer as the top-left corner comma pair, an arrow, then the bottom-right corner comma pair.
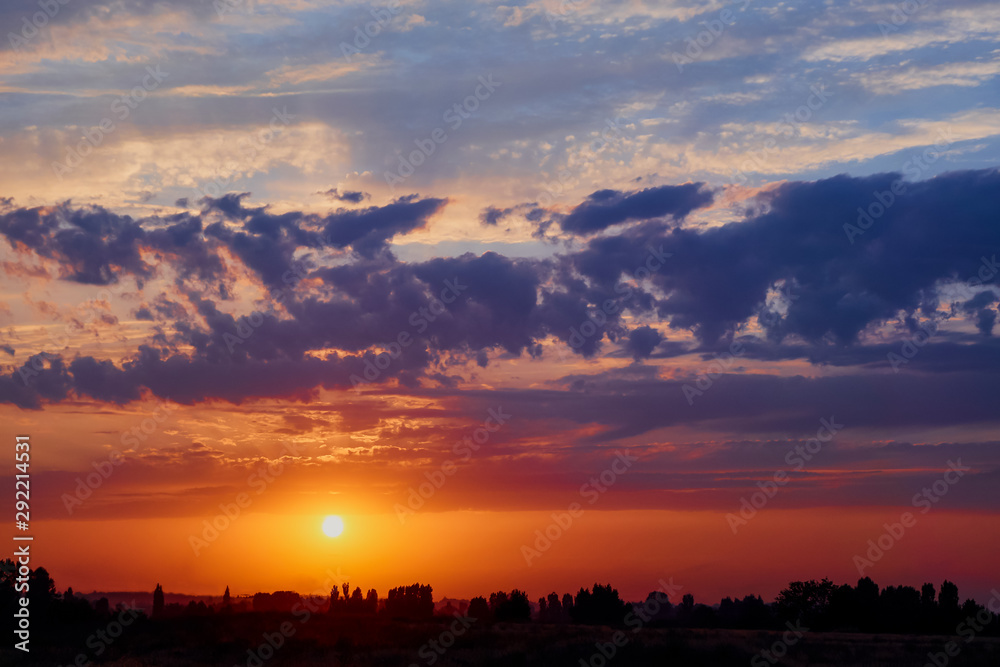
2,0 -> 1000,606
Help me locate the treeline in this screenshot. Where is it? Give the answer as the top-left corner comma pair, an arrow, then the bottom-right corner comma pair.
770,577 -> 999,635
175,576 -> 1000,637
4,559 -> 999,638
149,582 -> 429,618
474,584 -> 632,626
514,578 -> 1000,636
0,562 -> 139,631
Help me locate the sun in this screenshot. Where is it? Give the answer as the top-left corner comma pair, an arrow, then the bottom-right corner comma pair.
322,515 -> 345,538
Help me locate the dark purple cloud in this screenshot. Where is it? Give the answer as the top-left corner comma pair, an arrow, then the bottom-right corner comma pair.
2,169 -> 1000,412
0,204 -> 149,285
319,188 -> 370,204
563,169 -> 1000,344
321,195 -> 447,258
559,183 -> 714,235
624,325 -> 663,360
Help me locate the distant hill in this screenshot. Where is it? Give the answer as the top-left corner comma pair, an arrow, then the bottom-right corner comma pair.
78,591 -> 219,613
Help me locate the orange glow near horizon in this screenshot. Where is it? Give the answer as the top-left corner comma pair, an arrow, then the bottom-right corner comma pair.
32,508 -> 1000,605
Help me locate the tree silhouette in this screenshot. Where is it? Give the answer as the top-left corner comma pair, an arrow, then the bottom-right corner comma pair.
489,589 -> 530,622
261,591 -> 301,612
153,583 -> 164,619
488,591 -> 507,617
921,582 -> 936,608
919,581 -> 937,631
939,580 -> 960,630
775,578 -> 835,627
854,576 -> 879,630
879,585 -> 921,633
468,595 -> 490,622
718,594 -> 764,629
95,597 -> 110,616
28,566 -> 59,617
562,593 -> 574,622
962,597 -> 984,621
385,584 -> 433,619
6,560 -> 998,644
570,584 -> 629,626
58,586 -> 94,624
219,587 -> 233,614
546,592 -> 562,623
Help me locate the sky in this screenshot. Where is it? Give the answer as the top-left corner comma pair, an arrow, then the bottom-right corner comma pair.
1,0 -> 1000,606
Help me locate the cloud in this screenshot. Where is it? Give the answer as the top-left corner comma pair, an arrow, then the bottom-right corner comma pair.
318,188 -> 371,204
559,183 -> 714,235
857,58 -> 1000,94
565,168 -> 1000,344
0,203 -> 149,285
2,168 -> 1000,408
624,325 -> 663,361
321,195 -> 447,258
479,203 -> 548,228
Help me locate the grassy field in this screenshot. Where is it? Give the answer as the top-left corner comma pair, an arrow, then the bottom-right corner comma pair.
7,615 -> 1000,666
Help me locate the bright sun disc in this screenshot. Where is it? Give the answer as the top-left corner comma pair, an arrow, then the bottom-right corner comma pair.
322,515 -> 344,538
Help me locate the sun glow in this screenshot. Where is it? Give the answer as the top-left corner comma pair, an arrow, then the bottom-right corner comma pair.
322,515 -> 345,538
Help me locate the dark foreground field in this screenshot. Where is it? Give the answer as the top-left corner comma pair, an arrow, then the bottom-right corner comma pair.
6,614 -> 1000,667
